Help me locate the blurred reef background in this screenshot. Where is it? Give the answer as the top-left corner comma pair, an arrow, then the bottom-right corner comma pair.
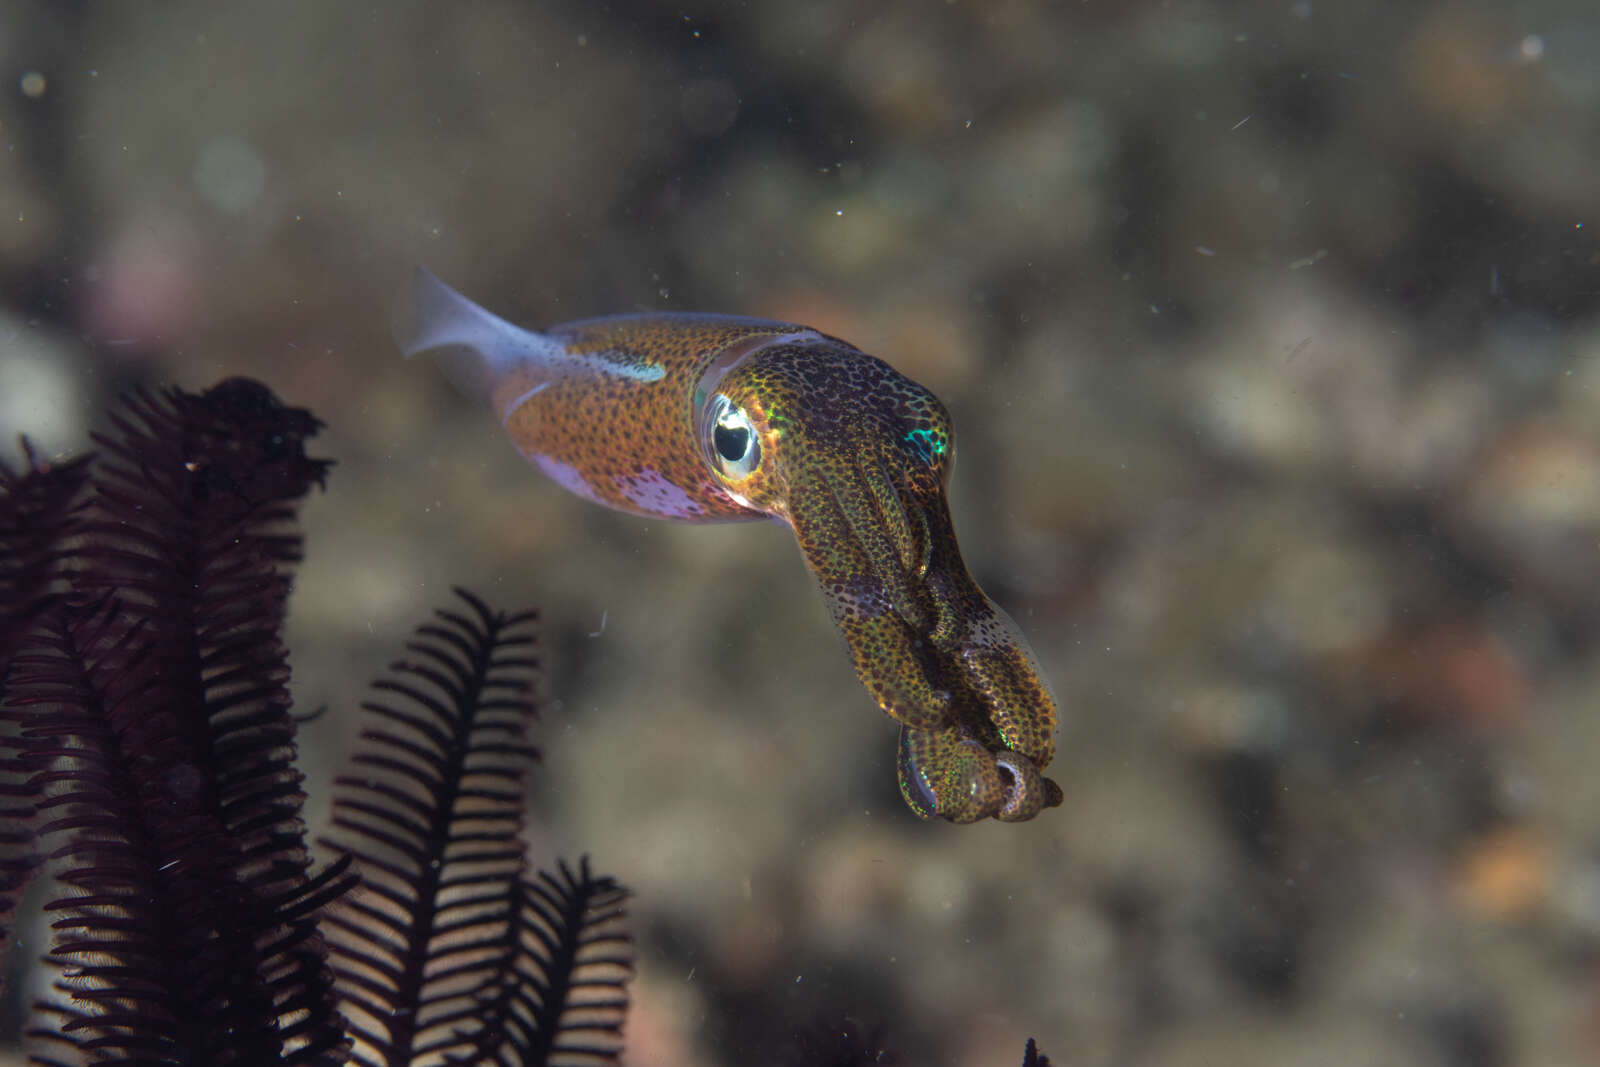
3,2 -> 1600,1065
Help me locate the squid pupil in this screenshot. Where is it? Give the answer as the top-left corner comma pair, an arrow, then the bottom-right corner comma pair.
714,422 -> 751,462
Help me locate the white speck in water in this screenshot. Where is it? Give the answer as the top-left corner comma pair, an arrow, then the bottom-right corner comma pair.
1231,114 -> 1251,131
1196,245 -> 1216,256
588,610 -> 608,638
1520,34 -> 1544,61
19,71 -> 45,98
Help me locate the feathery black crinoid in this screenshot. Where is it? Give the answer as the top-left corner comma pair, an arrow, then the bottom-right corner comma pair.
71,379 -> 333,895
1020,1037 -> 1053,1067
0,439 -> 91,673
0,440 -> 92,988
2,379 -> 352,1064
322,588 -> 633,1067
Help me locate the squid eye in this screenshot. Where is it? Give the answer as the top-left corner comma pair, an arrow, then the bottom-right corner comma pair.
708,395 -> 761,479
714,421 -> 750,463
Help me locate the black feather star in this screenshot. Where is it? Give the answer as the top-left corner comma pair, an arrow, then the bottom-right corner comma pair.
0,380 -> 634,1066
319,590 -> 632,1067
0,441 -> 92,983
6,381 -> 351,1065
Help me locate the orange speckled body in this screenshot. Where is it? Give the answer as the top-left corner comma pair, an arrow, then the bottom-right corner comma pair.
490,316 -> 807,520
397,269 -> 1063,823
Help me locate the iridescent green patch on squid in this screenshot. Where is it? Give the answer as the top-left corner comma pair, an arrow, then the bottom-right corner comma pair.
904,426 -> 949,467
396,268 -> 1063,823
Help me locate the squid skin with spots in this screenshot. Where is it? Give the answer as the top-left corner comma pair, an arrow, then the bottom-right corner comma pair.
396,268 -> 1062,823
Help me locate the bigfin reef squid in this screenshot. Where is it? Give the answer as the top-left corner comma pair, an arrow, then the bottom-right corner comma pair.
395,269 -> 1062,823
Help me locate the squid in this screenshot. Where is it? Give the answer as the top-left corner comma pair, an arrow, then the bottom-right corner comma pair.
396,270 -> 1062,823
